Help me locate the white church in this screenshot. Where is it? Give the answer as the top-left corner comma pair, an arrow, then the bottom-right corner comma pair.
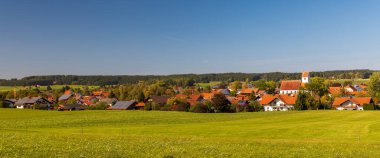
279,71 -> 310,95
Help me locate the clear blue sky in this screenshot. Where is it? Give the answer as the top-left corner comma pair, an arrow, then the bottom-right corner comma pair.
1,0 -> 380,79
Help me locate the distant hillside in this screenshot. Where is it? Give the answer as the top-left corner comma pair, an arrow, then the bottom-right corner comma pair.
0,69 -> 374,86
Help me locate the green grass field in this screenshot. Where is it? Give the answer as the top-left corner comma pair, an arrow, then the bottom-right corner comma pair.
0,85 -> 99,92
196,81 -> 221,88
329,78 -> 370,84
1,109 -> 380,157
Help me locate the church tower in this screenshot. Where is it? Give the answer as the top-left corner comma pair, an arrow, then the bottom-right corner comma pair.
302,71 -> 310,83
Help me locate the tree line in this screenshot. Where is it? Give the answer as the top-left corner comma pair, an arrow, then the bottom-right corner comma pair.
0,69 -> 373,86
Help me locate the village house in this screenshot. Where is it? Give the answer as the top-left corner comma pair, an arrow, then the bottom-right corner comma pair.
3,99 -> 17,108
15,97 -> 52,109
58,90 -> 74,102
80,96 -> 98,106
212,89 -> 230,96
260,94 -> 297,111
329,84 -> 368,96
108,101 -> 137,110
186,94 -> 204,106
332,97 -> 373,110
92,91 -> 110,99
239,88 -> 259,96
148,95 -> 170,107
280,71 -> 309,94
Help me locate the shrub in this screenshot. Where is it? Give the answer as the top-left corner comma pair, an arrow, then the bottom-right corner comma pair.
248,101 -> 263,112
88,102 -> 108,110
144,102 -> 153,111
161,104 -> 172,111
211,93 -> 231,112
172,103 -> 190,112
34,104 -> 51,110
190,103 -> 208,113
228,104 -> 237,113
363,103 -> 375,110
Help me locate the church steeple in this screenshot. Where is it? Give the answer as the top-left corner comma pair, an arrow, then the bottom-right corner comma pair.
302,71 -> 310,83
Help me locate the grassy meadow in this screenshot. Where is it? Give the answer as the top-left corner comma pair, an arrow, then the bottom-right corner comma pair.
1,109 -> 380,157
329,78 -> 370,84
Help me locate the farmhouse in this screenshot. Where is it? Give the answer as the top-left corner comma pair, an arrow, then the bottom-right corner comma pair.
58,90 -> 74,101
332,97 -> 373,110
260,94 -> 297,111
148,96 -> 170,106
3,99 -> 17,108
15,97 -> 52,109
108,101 -> 137,110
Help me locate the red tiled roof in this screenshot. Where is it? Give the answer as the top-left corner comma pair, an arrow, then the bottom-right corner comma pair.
201,93 -> 214,100
175,94 -> 187,99
64,90 -> 72,95
347,91 -> 368,95
240,88 -> 259,94
189,94 -> 202,101
352,97 -> 372,105
136,102 -> 145,107
280,80 -> 301,91
302,71 -> 309,77
329,87 -> 342,95
92,91 -> 110,97
332,97 -> 373,107
260,94 -> 297,105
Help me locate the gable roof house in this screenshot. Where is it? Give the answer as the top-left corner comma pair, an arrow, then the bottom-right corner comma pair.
3,99 -> 17,108
92,91 -> 110,99
148,96 -> 170,105
332,97 -> 373,110
58,90 -> 74,102
260,94 -> 297,111
15,97 -> 52,109
329,87 -> 342,96
239,88 -> 259,96
186,94 -> 204,106
212,89 -> 230,96
108,101 -> 137,110
80,96 -> 98,106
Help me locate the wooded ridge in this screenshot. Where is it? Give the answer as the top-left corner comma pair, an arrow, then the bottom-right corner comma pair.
0,69 -> 373,86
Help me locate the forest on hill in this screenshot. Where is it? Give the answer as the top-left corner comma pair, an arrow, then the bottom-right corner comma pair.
0,69 -> 373,86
